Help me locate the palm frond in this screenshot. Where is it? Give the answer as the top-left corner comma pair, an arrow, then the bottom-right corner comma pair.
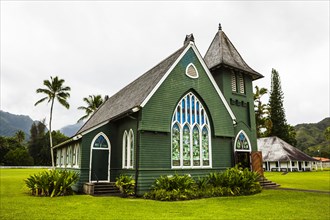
35,97 -> 49,106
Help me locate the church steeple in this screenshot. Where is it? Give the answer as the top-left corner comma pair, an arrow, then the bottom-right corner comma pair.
204,24 -> 263,80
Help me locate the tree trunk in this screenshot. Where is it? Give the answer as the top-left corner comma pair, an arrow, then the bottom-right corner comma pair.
49,99 -> 55,168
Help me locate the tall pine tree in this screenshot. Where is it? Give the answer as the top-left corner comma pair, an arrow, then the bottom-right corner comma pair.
268,68 -> 296,145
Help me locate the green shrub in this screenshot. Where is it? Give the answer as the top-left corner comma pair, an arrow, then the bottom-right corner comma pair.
152,174 -> 195,191
24,169 -> 79,197
144,168 -> 262,201
115,175 -> 135,196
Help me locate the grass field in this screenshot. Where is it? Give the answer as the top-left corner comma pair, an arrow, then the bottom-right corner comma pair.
1,169 -> 330,220
265,171 -> 330,191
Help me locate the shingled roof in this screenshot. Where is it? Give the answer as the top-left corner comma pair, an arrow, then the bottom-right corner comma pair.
204,25 -> 263,80
257,137 -> 317,162
77,45 -> 187,134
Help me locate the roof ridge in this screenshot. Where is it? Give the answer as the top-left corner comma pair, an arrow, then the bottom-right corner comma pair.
76,44 -> 188,134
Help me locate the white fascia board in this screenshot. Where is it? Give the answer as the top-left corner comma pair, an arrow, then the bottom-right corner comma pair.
190,44 -> 237,121
140,43 -> 192,107
80,120 -> 110,136
141,41 -> 236,122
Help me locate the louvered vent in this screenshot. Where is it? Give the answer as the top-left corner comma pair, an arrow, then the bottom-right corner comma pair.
239,73 -> 245,94
231,73 -> 237,92
186,63 -> 198,78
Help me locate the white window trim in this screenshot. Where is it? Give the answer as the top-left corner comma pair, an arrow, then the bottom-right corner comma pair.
122,129 -> 134,169
73,143 -> 80,168
61,148 -> 66,168
234,130 -> 251,152
171,92 -> 212,169
56,149 -> 60,167
185,63 -> 199,79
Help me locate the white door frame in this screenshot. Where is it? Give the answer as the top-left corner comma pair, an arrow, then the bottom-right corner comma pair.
89,132 -> 111,182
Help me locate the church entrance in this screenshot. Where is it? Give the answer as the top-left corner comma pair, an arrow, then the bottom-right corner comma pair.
234,131 -> 252,170
89,133 -> 111,182
236,152 -> 251,169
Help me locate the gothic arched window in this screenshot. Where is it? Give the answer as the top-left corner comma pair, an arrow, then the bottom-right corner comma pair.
171,92 -> 211,168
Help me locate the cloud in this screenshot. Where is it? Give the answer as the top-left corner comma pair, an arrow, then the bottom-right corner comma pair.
1,1 -> 329,130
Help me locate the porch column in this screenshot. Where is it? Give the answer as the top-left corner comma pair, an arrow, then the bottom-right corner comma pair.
290,160 -> 293,172
303,161 -> 306,171
278,161 -> 281,172
267,161 -> 270,171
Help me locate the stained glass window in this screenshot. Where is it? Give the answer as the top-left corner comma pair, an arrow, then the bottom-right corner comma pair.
93,135 -> 108,148
172,124 -> 180,166
171,92 -> 211,168
235,131 -> 250,151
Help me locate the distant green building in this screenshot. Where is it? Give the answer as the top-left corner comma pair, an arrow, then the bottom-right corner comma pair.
54,25 -> 263,195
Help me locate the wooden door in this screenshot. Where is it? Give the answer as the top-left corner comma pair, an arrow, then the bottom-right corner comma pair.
251,151 -> 264,176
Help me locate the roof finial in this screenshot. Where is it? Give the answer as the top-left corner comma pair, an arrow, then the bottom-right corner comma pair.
218,23 -> 222,31
184,33 -> 194,46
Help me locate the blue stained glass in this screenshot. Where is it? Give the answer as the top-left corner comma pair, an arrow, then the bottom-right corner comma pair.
197,114 -> 200,125
182,112 -> 186,123
201,109 -> 205,124
187,96 -> 190,110
182,99 -> 185,109
192,112 -> 195,124
94,135 -> 108,148
187,112 -> 190,123
176,106 -> 181,123
239,133 -> 245,141
192,96 -> 195,111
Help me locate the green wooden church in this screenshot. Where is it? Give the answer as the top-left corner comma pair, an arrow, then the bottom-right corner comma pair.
54,24 -> 263,195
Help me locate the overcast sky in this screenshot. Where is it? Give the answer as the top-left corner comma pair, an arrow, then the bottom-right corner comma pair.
1,1 -> 329,131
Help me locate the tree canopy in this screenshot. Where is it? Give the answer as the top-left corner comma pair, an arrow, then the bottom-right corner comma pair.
77,95 -> 104,122
268,69 -> 296,145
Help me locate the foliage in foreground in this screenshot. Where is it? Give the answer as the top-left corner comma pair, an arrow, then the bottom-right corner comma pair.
24,169 -> 79,197
115,174 -> 135,196
144,166 -> 262,201
2,169 -> 330,220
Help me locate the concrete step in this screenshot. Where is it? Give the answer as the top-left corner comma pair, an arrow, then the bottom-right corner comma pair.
258,177 -> 280,189
93,182 -> 120,195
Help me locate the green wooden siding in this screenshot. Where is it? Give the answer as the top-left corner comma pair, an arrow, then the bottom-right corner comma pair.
211,68 -> 258,151
55,45 -> 259,195
140,48 -> 234,137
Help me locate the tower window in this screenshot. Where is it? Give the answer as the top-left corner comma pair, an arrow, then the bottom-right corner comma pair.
231,71 -> 245,94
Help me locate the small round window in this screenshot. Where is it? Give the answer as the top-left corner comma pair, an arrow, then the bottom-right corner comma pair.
185,63 -> 199,78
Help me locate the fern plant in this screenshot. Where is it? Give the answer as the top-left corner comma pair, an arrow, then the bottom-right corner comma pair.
115,175 -> 135,196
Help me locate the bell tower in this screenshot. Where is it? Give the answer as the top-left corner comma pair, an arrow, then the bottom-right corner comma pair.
204,24 -> 263,166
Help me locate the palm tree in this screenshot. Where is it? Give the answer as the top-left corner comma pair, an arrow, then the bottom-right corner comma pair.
35,76 -> 71,167
254,86 -> 272,137
15,130 -> 25,144
77,95 -> 104,122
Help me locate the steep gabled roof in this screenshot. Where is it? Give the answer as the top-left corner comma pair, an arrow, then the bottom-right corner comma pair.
257,136 -> 317,162
77,45 -> 187,134
204,27 -> 263,80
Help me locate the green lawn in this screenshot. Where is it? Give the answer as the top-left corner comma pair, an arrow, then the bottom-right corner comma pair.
1,169 -> 330,220
265,171 -> 330,191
